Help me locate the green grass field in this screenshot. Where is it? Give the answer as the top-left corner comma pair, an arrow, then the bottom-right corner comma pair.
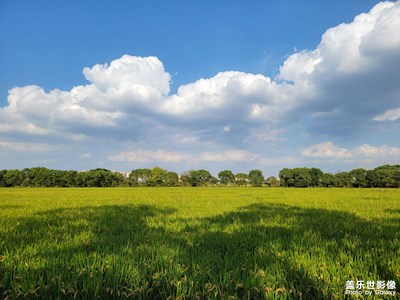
0,188 -> 399,299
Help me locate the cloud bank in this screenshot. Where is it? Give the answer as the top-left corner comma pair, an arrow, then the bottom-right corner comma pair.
301,142 -> 400,159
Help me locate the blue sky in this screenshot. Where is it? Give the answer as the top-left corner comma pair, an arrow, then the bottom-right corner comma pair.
1,0 -> 399,176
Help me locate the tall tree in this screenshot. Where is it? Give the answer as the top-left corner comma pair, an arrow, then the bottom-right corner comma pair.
63,170 -> 78,187
218,170 -> 235,185
279,168 -> 293,187
193,169 -> 213,186
0,170 -> 7,187
181,170 -> 213,187
265,176 -> 280,187
334,172 -> 352,187
310,168 -> 323,187
366,165 -> 400,188
235,173 -> 248,186
249,170 -> 264,187
350,168 -> 368,188
4,170 -> 23,187
163,172 -> 179,187
148,167 -> 168,186
128,168 -> 152,186
321,173 -> 335,187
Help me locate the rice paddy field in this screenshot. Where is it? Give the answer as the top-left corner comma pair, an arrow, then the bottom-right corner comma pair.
0,187 -> 399,299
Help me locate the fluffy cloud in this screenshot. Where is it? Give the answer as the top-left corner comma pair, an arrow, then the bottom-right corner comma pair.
82,55 -> 170,95
108,149 -> 259,163
198,150 -> 258,162
78,55 -> 170,112
354,144 -> 400,157
301,142 -> 400,159
280,1 -> 400,80
373,107 -> 400,121
161,71 -> 294,124
279,1 -> 400,134
301,142 -> 352,158
2,1 -> 399,141
0,55 -> 170,139
0,140 -> 59,152
108,149 -> 191,163
79,153 -> 92,159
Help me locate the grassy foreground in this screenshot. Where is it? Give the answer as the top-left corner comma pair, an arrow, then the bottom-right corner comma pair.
0,188 -> 399,299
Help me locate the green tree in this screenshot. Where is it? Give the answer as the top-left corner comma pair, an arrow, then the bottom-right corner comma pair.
366,169 -> 380,187
163,172 -> 179,187
63,170 -> 78,187
4,170 -> 23,187
148,167 -> 168,187
334,172 -> 352,187
76,171 -> 88,187
179,171 -> 191,187
279,168 -> 293,187
181,170 -> 213,187
350,168 -> 368,188
265,176 -> 280,187
394,167 -> 400,188
84,169 -> 107,187
218,170 -> 235,185
193,169 -> 213,186
249,169 -> 264,187
366,165 -> 400,188
128,168 -> 152,186
235,173 -> 248,186
24,167 -> 45,187
128,169 -> 140,186
310,168 -> 323,187
291,168 -> 312,188
321,173 -> 336,187
48,169 -> 64,187
110,172 -> 124,187
0,170 -> 7,187
80,169 -> 122,187
209,176 -> 219,186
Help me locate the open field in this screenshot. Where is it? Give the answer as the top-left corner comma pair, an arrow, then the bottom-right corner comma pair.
0,188 -> 399,299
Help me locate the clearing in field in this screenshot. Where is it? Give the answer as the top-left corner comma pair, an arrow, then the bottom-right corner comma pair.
0,187 -> 399,299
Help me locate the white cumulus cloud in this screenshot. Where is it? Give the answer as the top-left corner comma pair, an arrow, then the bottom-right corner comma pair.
198,150 -> 258,162
1,1 -> 400,140
161,71 -> 294,124
373,107 -> 400,121
0,140 -> 59,152
354,144 -> 400,157
0,55 -> 171,139
302,142 -> 400,159
279,1 -> 400,134
301,142 -> 353,158
108,149 -> 191,163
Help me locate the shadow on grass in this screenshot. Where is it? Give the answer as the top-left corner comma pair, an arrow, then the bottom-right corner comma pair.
1,203 -> 399,299
184,203 -> 399,298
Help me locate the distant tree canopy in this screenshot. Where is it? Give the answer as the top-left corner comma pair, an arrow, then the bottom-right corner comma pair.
278,165 -> 400,188
218,170 -> 235,185
128,168 -> 152,186
180,170 -> 216,187
265,176 -> 280,187
0,165 -> 399,188
0,168 -> 123,188
234,173 -> 248,186
249,170 -> 264,187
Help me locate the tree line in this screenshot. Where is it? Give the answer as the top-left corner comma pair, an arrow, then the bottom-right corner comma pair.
279,165 -> 400,188
0,165 -> 399,188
